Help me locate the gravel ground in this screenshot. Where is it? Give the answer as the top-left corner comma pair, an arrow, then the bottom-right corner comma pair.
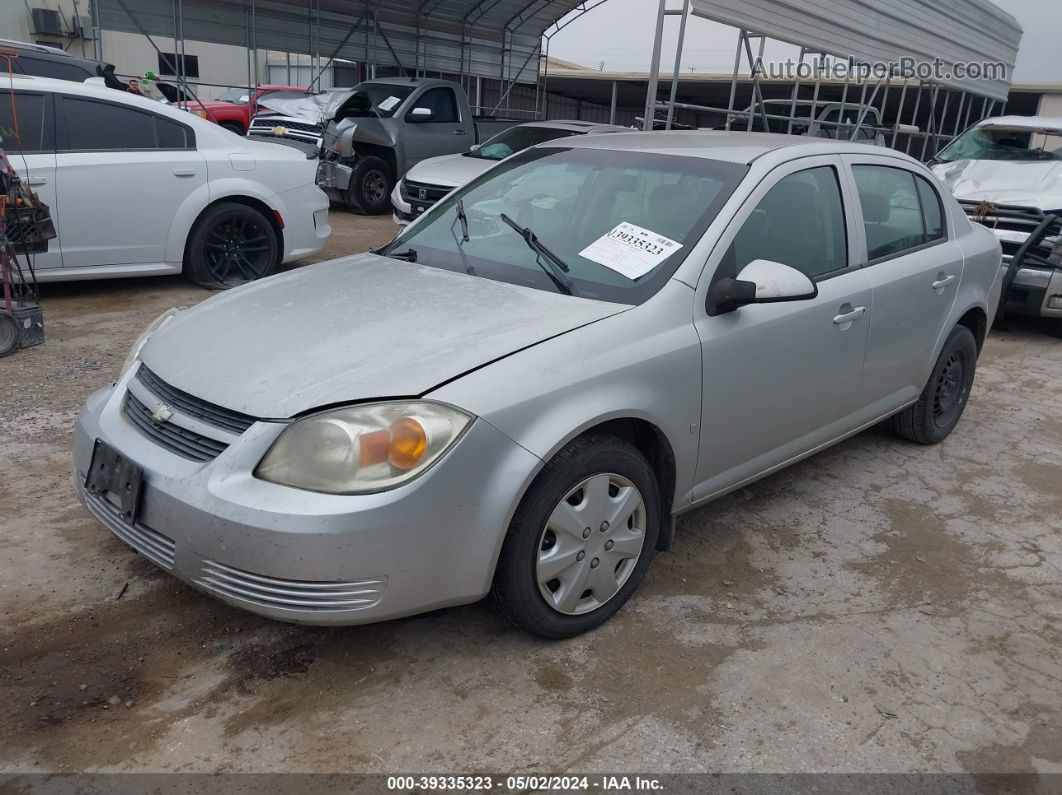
1,210 -> 1060,776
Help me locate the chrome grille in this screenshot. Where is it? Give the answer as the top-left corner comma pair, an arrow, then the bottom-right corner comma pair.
136,366 -> 254,434
959,201 -> 1055,259
401,178 -> 452,205
195,559 -> 386,612
124,392 -> 228,462
83,490 -> 176,570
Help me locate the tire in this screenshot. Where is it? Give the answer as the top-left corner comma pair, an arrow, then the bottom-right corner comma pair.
343,156 -> 393,215
220,122 -> 245,136
0,311 -> 19,357
491,433 -> 660,638
891,325 -> 978,445
1046,319 -> 1062,339
184,202 -> 279,290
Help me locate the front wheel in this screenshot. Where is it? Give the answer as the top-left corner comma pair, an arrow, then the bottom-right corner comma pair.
891,325 -> 978,444
491,434 -> 660,638
343,156 -> 393,215
184,203 -> 280,290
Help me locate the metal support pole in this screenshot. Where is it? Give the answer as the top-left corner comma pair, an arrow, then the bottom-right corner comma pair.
642,0 -> 668,131
890,79 -> 909,148
744,34 -> 767,132
664,0 -> 690,130
904,81 -> 924,154
724,29 -> 743,131
920,84 -> 939,160
539,35 -> 550,118
787,47 -> 806,134
609,80 -> 618,124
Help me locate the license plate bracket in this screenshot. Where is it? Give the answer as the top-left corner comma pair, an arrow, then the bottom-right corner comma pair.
85,440 -> 144,523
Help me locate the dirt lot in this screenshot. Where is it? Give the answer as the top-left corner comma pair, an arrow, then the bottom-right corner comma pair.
1,210 -> 1060,776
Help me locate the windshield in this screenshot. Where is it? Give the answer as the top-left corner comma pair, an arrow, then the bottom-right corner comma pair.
337,83 -> 414,118
217,87 -> 250,104
385,146 -> 747,304
468,126 -> 583,161
937,126 -> 1062,163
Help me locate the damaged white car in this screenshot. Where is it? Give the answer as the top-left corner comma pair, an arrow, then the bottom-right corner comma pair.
931,116 -> 1062,330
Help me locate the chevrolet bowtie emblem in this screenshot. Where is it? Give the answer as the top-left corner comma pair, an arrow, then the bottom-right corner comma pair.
272,126 -> 288,137
152,404 -> 174,424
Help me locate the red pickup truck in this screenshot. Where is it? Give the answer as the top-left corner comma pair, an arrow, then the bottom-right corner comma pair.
197,84 -> 308,135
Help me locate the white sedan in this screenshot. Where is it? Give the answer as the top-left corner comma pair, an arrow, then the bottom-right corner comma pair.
1,76 -> 330,288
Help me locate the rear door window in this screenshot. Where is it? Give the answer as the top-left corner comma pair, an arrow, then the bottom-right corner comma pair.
853,165 -> 945,260
58,96 -> 194,151
0,91 -> 50,152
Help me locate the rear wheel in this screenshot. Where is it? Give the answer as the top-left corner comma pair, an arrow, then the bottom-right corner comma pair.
891,325 -> 978,444
184,203 -> 279,289
343,156 -> 393,215
492,434 -> 660,638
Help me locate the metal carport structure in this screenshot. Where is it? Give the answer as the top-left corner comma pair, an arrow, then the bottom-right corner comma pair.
92,0 -> 609,115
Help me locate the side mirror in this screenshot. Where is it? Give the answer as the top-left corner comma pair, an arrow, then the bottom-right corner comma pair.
469,143 -> 480,151
710,259 -> 818,314
408,107 -> 433,122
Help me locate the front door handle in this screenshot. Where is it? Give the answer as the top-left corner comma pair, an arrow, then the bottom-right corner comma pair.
172,168 -> 197,177
26,176 -> 47,185
452,129 -> 469,135
833,305 -> 866,327
932,274 -> 956,290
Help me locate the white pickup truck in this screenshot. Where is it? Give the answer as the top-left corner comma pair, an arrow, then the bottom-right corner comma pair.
252,78 -> 520,214
930,116 -> 1062,329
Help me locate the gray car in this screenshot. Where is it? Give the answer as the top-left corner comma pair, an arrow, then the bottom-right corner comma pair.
74,131 -> 1002,638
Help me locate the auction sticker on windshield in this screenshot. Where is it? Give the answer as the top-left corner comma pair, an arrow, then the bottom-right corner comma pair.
579,222 -> 683,280
378,96 -> 401,111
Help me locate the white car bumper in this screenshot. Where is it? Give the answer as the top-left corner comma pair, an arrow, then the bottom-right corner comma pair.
273,182 -> 331,262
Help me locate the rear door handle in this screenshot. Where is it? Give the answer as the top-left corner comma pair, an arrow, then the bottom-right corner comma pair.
932,274 -> 956,290
172,168 -> 197,177
833,306 -> 866,326
452,129 -> 469,135
26,176 -> 47,185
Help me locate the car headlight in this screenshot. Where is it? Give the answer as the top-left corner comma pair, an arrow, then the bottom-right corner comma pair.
255,401 -> 473,495
120,307 -> 183,378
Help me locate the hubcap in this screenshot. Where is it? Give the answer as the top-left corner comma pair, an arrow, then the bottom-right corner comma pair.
536,473 -> 646,616
203,214 -> 272,286
933,349 -> 969,427
363,170 -> 388,204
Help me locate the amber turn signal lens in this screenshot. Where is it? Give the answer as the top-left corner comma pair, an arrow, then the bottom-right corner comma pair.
358,429 -> 391,467
388,417 -> 427,470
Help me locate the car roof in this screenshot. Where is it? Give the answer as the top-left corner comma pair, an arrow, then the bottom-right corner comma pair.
542,129 -> 906,165
0,38 -> 100,64
974,115 -> 1062,133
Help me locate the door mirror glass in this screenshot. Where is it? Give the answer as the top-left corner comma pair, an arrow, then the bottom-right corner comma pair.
711,259 -> 818,313
408,106 -> 433,122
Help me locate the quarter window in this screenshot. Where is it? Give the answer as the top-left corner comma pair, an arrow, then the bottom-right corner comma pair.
916,176 -> 945,242
853,165 -> 944,260
0,91 -> 48,152
728,166 -> 848,279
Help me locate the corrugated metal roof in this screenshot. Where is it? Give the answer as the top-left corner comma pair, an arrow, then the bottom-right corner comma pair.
98,0 -> 588,83
691,0 -> 1022,101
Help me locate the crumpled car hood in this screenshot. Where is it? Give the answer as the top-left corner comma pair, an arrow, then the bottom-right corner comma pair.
140,254 -> 627,418
256,90 -> 353,123
931,159 -> 1062,211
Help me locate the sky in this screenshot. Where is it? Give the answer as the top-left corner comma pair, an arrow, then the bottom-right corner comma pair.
549,0 -> 1061,84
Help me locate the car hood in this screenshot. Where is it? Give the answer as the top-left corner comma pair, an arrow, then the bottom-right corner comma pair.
140,254 -> 627,418
404,152 -> 494,188
931,159 -> 1062,211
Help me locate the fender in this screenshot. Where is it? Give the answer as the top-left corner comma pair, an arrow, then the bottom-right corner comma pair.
163,177 -> 281,263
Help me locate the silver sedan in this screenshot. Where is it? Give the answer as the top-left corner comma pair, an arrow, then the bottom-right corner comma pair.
74,131 -> 1002,637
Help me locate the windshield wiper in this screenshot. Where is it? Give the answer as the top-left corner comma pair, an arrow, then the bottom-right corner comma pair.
451,198 -> 475,274
498,213 -> 578,297
384,248 -> 418,262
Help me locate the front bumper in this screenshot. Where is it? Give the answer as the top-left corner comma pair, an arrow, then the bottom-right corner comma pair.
73,371 -> 542,625
316,158 -> 353,192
